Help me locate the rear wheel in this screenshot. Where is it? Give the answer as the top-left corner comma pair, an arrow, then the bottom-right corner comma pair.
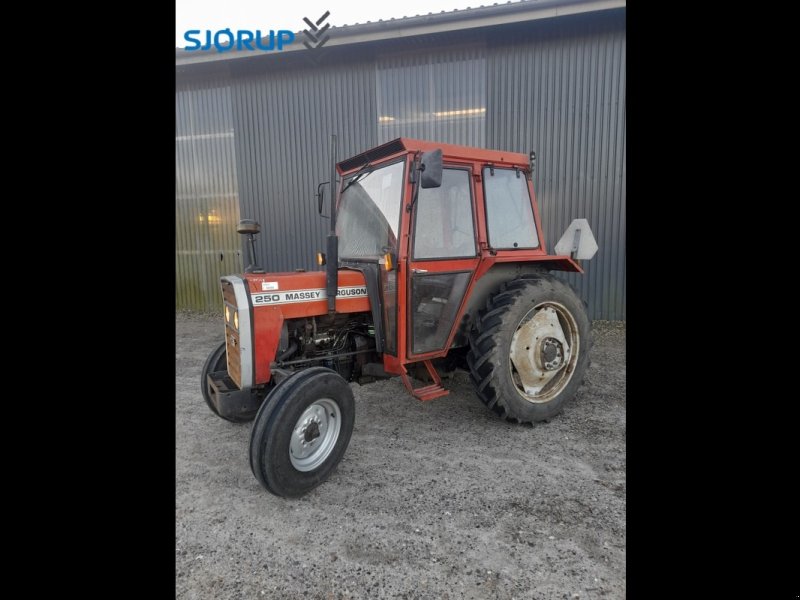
467,274 -> 591,423
200,342 -> 256,423
249,367 -> 355,497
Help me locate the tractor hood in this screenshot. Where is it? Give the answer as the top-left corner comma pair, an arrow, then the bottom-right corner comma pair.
242,270 -> 369,313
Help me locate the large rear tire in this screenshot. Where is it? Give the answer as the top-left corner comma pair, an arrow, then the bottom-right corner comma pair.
200,342 -> 256,423
249,367 -> 355,497
467,274 -> 591,423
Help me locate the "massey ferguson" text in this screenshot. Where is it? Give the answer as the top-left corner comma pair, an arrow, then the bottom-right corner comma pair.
252,286 -> 367,306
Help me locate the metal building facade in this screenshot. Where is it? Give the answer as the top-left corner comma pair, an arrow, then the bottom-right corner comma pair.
176,3 -> 626,319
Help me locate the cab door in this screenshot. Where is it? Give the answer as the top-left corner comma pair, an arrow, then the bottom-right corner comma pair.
406,166 -> 480,358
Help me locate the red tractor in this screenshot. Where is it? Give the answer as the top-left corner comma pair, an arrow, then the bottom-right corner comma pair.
202,136 -> 598,497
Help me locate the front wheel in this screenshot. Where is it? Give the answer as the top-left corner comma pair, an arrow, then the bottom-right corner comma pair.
467,274 -> 591,423
249,367 -> 355,497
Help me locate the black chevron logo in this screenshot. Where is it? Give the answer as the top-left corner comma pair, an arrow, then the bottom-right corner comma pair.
302,11 -> 331,50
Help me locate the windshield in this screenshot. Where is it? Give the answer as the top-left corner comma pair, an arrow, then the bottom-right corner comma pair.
337,160 -> 405,259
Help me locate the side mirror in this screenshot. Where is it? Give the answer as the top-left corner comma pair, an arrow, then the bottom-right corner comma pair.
316,182 -> 327,215
420,149 -> 443,189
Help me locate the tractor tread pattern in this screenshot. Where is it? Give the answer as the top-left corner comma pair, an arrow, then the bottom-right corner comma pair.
466,274 -> 593,424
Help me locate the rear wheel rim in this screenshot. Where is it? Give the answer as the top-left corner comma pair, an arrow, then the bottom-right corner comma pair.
509,301 -> 580,404
289,398 -> 342,472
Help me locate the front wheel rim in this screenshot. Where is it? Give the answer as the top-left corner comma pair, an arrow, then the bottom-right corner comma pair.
508,301 -> 580,404
289,399 -> 342,472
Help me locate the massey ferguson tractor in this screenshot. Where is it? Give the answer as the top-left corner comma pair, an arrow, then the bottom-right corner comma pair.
201,136 -> 598,498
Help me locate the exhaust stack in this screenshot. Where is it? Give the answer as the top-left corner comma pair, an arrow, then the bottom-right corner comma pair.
326,134 -> 338,314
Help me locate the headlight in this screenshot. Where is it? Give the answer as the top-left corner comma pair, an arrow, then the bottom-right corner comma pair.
233,311 -> 239,330
225,306 -> 231,323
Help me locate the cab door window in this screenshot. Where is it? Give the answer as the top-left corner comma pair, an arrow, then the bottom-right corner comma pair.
413,168 -> 476,259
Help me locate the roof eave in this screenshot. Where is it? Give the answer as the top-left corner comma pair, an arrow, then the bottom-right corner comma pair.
176,0 -> 625,67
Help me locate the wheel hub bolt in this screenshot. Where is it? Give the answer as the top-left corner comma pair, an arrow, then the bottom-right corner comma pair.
541,337 -> 564,371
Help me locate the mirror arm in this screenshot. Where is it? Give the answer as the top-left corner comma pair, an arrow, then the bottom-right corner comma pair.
407,176 -> 421,213
407,153 -> 422,212
408,152 -> 420,184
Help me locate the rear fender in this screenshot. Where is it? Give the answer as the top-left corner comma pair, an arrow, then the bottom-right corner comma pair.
452,258 -> 582,347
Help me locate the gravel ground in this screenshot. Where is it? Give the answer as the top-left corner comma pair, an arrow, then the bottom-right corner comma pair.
176,313 -> 626,599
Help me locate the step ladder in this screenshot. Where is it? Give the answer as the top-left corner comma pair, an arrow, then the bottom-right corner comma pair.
399,360 -> 450,402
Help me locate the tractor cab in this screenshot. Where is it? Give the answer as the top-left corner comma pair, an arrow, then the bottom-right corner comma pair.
330,138 -> 585,397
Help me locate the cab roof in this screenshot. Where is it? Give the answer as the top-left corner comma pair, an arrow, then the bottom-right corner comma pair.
337,137 -> 529,173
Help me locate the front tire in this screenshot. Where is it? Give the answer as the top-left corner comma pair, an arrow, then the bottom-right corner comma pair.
467,274 -> 591,423
249,367 -> 355,497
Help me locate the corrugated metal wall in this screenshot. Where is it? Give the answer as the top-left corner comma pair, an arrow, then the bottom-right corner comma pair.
231,60 -> 378,274
175,10 -> 625,319
176,78 -> 242,311
376,46 -> 486,146
486,16 -> 626,320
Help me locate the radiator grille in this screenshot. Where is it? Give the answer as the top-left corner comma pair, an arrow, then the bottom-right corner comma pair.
221,279 -> 242,388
